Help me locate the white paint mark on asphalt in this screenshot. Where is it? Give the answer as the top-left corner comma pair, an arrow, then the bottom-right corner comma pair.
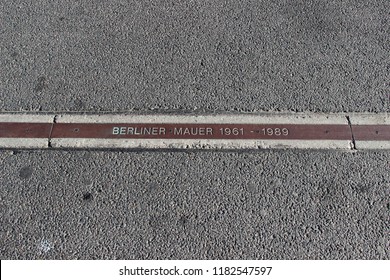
38,239 -> 53,253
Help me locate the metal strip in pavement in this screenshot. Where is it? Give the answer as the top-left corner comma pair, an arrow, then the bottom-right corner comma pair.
0,113 -> 389,149
50,123 -> 351,140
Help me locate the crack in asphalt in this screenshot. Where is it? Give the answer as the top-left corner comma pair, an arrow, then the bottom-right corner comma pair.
345,115 -> 356,150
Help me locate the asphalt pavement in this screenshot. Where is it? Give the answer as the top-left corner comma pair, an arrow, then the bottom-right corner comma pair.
1,0 -> 389,112
0,0 -> 389,260
0,149 -> 389,259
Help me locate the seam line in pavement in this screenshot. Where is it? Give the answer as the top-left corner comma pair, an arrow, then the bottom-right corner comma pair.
345,115 -> 356,150
47,115 -> 57,148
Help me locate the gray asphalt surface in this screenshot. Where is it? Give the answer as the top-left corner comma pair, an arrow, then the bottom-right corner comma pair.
0,150 -> 389,259
1,0 -> 389,261
1,0 -> 389,112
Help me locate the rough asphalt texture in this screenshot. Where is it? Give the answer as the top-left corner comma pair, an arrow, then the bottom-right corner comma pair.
0,0 -> 389,260
0,150 -> 389,259
0,0 -> 389,112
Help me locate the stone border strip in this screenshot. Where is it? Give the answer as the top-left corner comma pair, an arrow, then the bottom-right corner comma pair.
349,113 -> 390,149
0,114 -> 54,148
0,113 -> 388,150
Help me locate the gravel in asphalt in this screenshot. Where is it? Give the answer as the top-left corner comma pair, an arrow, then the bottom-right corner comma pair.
1,0 -> 389,112
1,149 -> 389,259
